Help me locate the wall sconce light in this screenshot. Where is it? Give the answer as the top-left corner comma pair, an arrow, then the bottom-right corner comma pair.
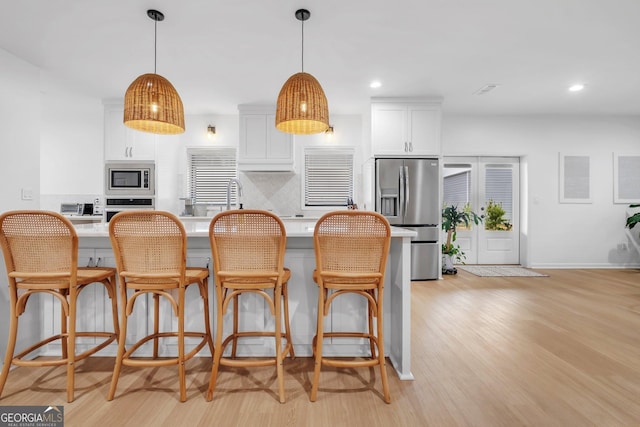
325,126 -> 334,139
207,125 -> 216,139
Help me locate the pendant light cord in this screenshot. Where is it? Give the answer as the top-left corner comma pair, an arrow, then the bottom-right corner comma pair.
301,17 -> 304,73
154,17 -> 158,74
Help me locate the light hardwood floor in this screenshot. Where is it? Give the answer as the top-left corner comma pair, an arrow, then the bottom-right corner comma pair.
1,269 -> 640,426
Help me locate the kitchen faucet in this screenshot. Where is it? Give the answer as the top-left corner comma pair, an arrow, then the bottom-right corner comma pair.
226,178 -> 243,210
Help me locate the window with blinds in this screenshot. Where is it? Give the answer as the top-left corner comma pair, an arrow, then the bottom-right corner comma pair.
187,147 -> 237,205
485,166 -> 513,220
443,170 -> 471,207
304,149 -> 354,207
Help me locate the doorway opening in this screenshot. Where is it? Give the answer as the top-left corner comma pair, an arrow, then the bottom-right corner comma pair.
443,157 -> 520,265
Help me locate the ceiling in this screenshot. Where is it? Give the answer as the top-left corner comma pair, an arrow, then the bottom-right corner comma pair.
1,0 -> 639,117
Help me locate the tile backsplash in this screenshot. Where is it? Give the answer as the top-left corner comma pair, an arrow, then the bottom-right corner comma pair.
239,172 -> 301,216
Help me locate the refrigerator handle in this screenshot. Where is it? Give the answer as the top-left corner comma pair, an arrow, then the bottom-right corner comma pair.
404,165 -> 410,215
375,164 -> 381,202
398,165 -> 405,218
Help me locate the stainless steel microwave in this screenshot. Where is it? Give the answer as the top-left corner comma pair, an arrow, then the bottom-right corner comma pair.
105,162 -> 155,196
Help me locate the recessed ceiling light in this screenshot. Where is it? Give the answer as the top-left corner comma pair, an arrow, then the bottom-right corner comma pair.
568,83 -> 585,92
370,81 -> 382,89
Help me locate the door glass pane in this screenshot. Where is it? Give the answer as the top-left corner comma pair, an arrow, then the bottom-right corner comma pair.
443,164 -> 476,230
484,166 -> 513,231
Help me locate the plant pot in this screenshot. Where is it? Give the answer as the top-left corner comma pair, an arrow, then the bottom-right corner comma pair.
442,254 -> 457,275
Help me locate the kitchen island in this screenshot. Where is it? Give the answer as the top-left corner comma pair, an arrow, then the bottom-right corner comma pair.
66,218 -> 416,380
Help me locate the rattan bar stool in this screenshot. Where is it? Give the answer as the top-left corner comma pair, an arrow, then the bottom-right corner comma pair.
0,210 -> 119,402
311,210 -> 392,403
206,209 -> 294,403
107,210 -> 214,402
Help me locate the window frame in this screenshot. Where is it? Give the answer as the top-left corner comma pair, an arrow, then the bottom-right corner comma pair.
301,147 -> 355,211
186,146 -> 238,207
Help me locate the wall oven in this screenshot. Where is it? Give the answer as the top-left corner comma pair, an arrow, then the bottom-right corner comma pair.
105,162 -> 155,196
104,197 -> 155,222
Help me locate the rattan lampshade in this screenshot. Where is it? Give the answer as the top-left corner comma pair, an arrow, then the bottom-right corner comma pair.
275,9 -> 329,135
124,73 -> 185,135
275,72 -> 329,135
123,10 -> 185,135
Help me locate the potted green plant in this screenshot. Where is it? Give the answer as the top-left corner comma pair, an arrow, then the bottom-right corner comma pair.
484,200 -> 513,231
441,204 -> 482,275
626,204 -> 640,233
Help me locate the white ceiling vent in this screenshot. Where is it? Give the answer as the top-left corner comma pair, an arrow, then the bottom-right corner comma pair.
474,84 -> 500,95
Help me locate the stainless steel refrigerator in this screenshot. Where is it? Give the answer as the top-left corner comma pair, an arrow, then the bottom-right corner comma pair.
375,157 -> 440,280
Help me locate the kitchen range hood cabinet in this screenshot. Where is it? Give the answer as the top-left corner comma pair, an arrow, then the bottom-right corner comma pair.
238,105 -> 294,172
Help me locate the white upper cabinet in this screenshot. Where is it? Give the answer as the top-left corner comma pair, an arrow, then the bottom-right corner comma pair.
104,103 -> 157,161
238,105 -> 294,171
371,98 -> 442,156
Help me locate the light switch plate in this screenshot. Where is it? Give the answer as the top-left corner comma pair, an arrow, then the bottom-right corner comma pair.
21,188 -> 33,200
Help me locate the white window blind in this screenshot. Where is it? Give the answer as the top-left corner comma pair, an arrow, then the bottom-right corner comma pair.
485,166 -> 513,220
443,170 -> 471,208
304,150 -> 354,207
187,147 -> 237,205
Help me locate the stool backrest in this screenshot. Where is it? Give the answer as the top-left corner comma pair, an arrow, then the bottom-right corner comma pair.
314,211 -> 391,282
209,210 -> 286,274
0,210 -> 77,275
109,211 -> 186,279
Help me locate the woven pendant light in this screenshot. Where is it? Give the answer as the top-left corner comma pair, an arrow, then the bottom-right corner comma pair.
124,9 -> 185,135
276,9 -> 329,135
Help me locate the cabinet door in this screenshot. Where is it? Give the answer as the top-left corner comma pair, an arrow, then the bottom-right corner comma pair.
104,105 -> 156,161
238,112 -> 294,171
372,103 -> 407,155
266,114 -> 294,161
104,107 -> 129,160
406,105 -> 441,155
239,114 -> 268,161
127,128 -> 157,160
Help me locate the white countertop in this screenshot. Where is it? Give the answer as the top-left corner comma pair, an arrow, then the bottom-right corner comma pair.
74,219 -> 416,238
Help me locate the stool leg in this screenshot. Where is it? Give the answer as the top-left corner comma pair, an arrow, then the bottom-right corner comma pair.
274,284 -> 285,403
108,283 -> 129,401
153,293 -> 160,359
66,287 -> 77,403
231,294 -> 239,358
206,283 -> 225,401
106,277 -> 120,341
0,288 -> 19,398
282,282 -> 295,358
178,287 -> 187,402
60,290 -> 68,360
310,286 -> 325,402
198,280 -> 214,356
368,294 -> 376,358
376,290 -> 390,404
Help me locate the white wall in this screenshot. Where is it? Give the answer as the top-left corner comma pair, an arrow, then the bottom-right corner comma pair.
39,74 -> 105,211
0,47 -> 43,362
442,114 -> 640,268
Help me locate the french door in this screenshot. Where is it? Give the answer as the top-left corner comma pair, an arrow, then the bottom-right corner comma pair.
443,157 -> 520,265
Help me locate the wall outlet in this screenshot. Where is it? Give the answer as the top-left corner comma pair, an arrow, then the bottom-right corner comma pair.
21,188 -> 33,200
